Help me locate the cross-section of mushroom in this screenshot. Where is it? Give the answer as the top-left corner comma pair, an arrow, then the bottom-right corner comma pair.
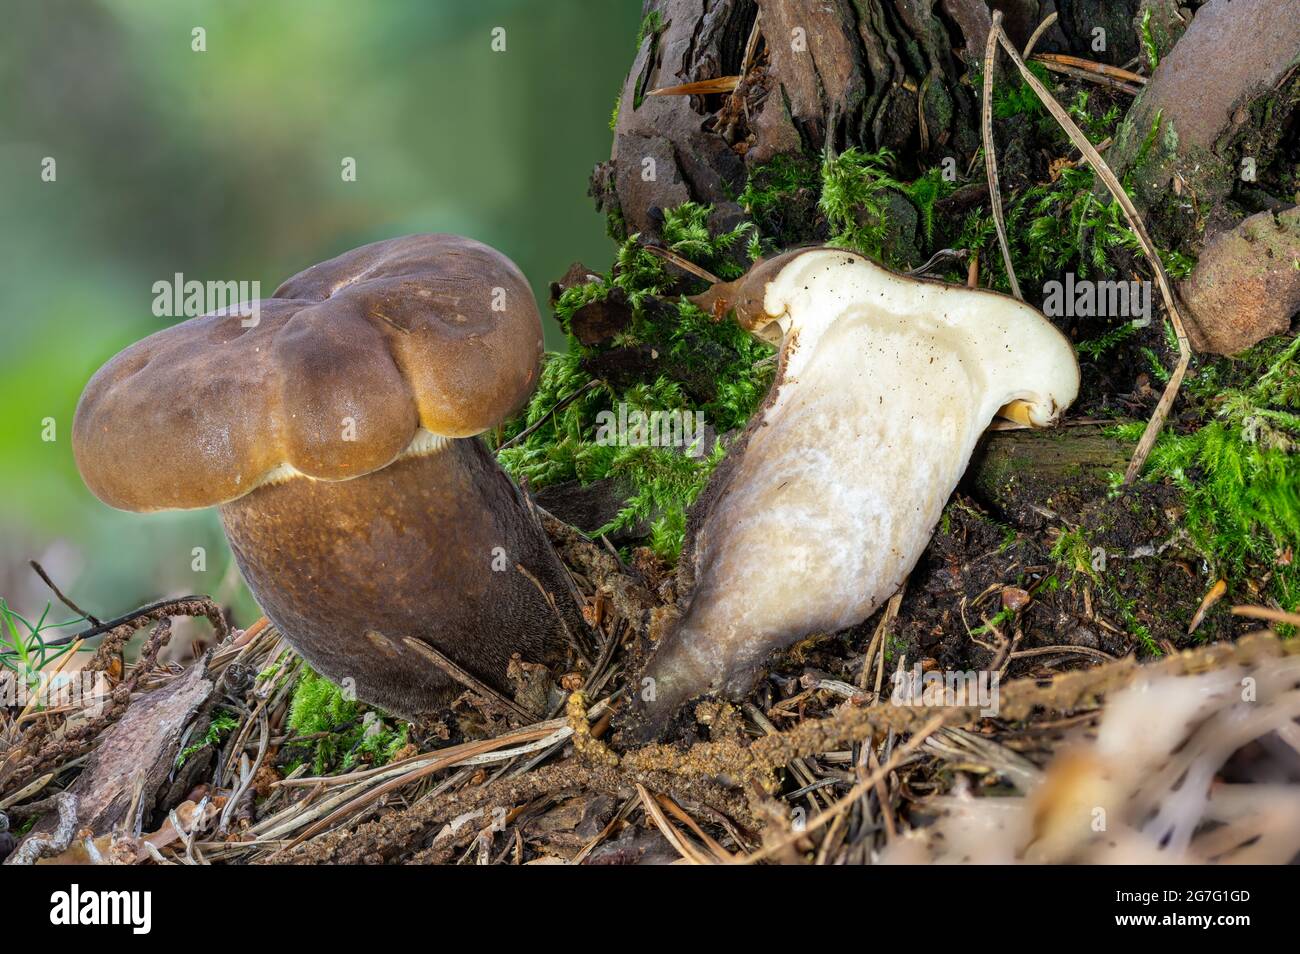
628,248 -> 1080,738
73,235 -> 588,720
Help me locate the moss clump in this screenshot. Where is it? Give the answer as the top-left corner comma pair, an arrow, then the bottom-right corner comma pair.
288,667 -> 358,735
1124,336 -> 1300,624
737,153 -> 820,249
1050,527 -> 1100,586
964,102 -> 1194,299
740,148 -> 953,266
286,667 -> 409,774
1076,320 -> 1139,360
496,203 -> 772,560
176,708 -> 238,768
991,61 -> 1052,121
906,166 -> 956,246
635,10 -> 663,47
1139,8 -> 1161,72
819,147 -> 904,260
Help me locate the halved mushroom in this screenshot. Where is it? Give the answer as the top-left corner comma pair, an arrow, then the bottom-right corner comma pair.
73,235 -> 587,719
628,247 -> 1080,738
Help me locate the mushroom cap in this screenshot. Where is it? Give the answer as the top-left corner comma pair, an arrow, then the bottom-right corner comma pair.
73,234 -> 542,512
693,247 -> 1079,425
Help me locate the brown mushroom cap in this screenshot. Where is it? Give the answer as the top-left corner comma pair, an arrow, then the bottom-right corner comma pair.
73,234 -> 542,512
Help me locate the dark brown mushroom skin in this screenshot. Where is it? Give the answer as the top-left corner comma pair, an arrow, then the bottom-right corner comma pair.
220,437 -> 583,719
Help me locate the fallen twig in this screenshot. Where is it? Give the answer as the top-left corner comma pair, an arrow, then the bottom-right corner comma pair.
4,791 -> 78,865
637,782 -> 713,864
1232,605 -> 1300,628
32,595 -> 227,650
1021,11 -> 1057,59
640,243 -> 722,285
1032,59 -> 1141,95
737,714 -> 947,864
29,560 -> 100,625
647,76 -> 740,97
1032,53 -> 1147,86
402,637 -> 536,723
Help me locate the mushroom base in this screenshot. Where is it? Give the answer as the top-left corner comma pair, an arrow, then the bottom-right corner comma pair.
219,438 -> 583,720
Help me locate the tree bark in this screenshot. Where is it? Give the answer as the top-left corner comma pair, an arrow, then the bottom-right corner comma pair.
1109,0 -> 1300,241
597,0 -> 1300,354
594,0 -> 1145,244
1103,0 -> 1300,354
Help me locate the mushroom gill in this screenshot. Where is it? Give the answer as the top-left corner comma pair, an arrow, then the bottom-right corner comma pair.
627,248 -> 1080,738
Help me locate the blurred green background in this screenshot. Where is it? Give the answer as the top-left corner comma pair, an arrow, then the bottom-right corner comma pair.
0,0 -> 638,634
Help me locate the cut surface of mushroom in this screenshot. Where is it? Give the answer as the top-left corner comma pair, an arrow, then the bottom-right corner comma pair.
73,235 -> 586,719
630,248 -> 1079,737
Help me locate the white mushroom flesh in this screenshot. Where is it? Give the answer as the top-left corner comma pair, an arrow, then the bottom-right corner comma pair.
641,249 -> 1080,717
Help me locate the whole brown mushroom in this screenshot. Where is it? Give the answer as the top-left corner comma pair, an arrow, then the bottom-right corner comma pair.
73,234 -> 587,719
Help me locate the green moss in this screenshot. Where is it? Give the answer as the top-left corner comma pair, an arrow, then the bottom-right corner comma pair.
1139,9 -> 1159,71
971,605 -> 1017,637
352,718 -> 411,769
1010,166 -> 1140,282
1067,90 -> 1121,144
904,166 -> 956,245
963,109 -> 1196,295
1141,344 -> 1172,384
636,10 -> 663,46
1050,527 -> 1100,586
998,525 -> 1018,553
819,146 -> 903,259
497,202 -> 772,561
992,61 -> 1052,120
1077,320 -> 1138,360
1133,336 -> 1300,624
284,667 -> 411,774
288,667 -> 358,735
737,153 -> 820,246
176,708 -> 238,768
739,147 -> 953,263
1050,527 -> 1162,654
1114,592 -> 1161,654
604,203 -> 628,243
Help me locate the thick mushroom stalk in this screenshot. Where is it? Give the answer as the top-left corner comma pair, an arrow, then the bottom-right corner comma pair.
629,248 -> 1079,738
73,235 -> 588,720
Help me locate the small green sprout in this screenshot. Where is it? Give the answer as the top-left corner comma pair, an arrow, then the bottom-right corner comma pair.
0,598 -> 85,692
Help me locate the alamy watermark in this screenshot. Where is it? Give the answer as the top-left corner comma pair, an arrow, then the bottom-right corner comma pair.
50,884 -> 151,934
152,273 -> 261,326
1042,273 -> 1151,325
891,663 -> 1000,717
0,670 -> 111,718
594,402 -> 707,456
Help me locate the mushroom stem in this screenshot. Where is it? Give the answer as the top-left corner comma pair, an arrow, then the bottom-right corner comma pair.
219,436 -> 584,720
